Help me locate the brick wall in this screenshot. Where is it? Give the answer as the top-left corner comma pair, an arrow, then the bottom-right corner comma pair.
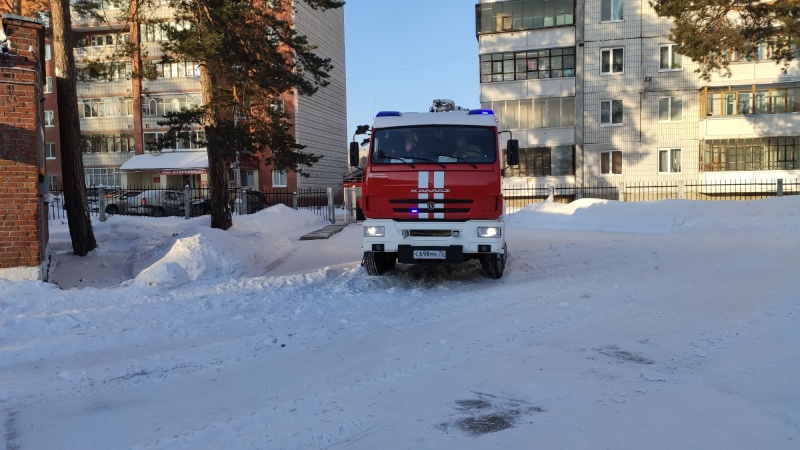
0,15 -> 47,274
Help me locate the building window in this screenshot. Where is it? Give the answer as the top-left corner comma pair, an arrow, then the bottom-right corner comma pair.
76,62 -> 132,82
154,61 -> 200,78
45,142 -> 56,159
85,168 -> 121,188
701,136 -> 800,171
659,44 -> 683,70
658,148 -> 681,173
88,33 -> 129,47
601,48 -> 624,74
270,99 -> 285,112
658,96 -> 682,121
600,100 -> 623,125
144,130 -> 206,151
476,0 -> 575,34
142,93 -> 202,116
48,175 -> 59,191
480,47 -> 576,82
44,110 -> 55,127
704,87 -> 800,116
272,169 -> 287,187
482,97 -> 575,129
600,150 -> 622,174
80,133 -> 136,153
45,44 -> 51,60
80,97 -> 134,118
601,0 -> 624,21
527,147 -> 552,176
44,77 -> 53,93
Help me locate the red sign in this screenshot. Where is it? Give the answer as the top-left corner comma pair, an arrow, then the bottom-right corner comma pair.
161,169 -> 208,175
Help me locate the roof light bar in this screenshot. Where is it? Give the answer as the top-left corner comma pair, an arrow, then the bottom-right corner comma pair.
376,111 -> 402,117
468,109 -> 495,115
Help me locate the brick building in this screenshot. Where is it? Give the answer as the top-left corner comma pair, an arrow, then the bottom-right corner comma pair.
0,14 -> 48,279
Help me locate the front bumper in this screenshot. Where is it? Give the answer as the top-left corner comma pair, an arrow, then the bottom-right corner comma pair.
361,219 -> 506,256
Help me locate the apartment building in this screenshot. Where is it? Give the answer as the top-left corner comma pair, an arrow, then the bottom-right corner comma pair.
62,0 -> 345,192
476,0 -> 800,186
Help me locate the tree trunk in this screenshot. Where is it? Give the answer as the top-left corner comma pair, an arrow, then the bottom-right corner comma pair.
129,0 -> 143,157
201,66 -> 233,230
51,0 -> 97,255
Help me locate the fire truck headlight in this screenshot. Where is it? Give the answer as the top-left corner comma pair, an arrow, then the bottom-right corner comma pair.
364,226 -> 385,237
477,227 -> 501,238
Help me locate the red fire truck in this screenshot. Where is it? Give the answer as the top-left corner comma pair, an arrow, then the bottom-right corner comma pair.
349,100 -> 519,279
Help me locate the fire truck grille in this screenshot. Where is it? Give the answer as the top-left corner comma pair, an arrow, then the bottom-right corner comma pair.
390,198 -> 473,214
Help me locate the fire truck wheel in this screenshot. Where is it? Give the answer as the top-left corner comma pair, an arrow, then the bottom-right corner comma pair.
363,252 -> 394,276
479,245 -> 507,279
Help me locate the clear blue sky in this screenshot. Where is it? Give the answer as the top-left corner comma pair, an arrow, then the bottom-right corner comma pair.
343,0 -> 480,141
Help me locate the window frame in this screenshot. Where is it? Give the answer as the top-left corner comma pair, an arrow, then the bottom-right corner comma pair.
658,148 -> 682,173
600,47 -> 624,74
45,142 -> 57,159
272,169 -> 287,188
600,0 -> 624,22
658,96 -> 683,122
600,99 -> 624,125
659,44 -> 683,71
44,110 -> 55,127
600,150 -> 623,175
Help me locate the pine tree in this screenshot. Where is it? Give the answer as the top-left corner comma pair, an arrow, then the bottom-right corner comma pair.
651,0 -> 800,80
51,0 -> 98,255
158,0 -> 343,229
73,0 -> 344,230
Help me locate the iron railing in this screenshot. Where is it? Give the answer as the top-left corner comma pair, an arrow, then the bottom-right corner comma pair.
47,179 -> 798,222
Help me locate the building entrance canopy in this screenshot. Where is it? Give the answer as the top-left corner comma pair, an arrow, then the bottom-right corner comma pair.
120,151 -> 208,175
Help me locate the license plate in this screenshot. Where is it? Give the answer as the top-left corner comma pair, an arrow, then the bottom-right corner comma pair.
413,250 -> 446,259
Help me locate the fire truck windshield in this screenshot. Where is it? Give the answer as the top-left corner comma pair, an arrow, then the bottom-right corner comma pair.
370,126 -> 497,165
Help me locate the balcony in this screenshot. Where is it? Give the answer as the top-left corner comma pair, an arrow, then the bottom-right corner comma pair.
700,113 -> 800,139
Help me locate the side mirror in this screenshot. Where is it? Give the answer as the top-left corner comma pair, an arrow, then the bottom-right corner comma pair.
506,139 -> 520,166
349,141 -> 360,167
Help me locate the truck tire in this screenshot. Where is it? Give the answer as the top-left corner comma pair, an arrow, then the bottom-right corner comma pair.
363,252 -> 395,276
479,244 -> 507,279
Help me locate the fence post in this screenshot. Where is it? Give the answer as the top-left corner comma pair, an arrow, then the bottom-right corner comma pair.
343,187 -> 353,224
678,180 -> 685,199
98,185 -> 107,222
184,185 -> 191,220
777,179 -> 784,197
292,192 -> 299,210
618,182 -> 625,202
241,188 -> 248,214
327,187 -> 335,223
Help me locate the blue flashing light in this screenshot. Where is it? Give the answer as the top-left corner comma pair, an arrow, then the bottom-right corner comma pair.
468,109 -> 495,115
376,111 -> 402,117
410,209 -> 418,213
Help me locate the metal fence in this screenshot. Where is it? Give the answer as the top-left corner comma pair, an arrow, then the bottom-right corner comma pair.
47,186 -> 339,222
502,179 -> 799,213
47,179 -> 798,222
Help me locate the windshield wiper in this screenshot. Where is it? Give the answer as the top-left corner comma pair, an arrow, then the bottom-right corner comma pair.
376,151 -> 416,168
434,153 -> 477,169
403,156 -> 446,169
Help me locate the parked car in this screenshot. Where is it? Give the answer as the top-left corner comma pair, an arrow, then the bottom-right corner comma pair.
191,189 -> 269,216
103,190 -> 142,215
67,187 -> 120,212
129,190 -> 186,217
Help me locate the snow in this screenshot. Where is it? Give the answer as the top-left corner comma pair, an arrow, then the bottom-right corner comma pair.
1,198 -> 798,449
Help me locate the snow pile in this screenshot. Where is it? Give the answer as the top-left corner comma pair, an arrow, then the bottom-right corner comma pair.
1,198 -> 798,450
